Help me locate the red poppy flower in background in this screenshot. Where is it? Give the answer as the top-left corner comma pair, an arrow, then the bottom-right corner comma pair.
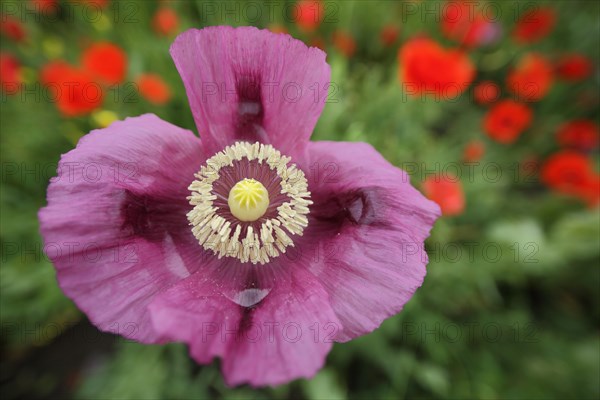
423,175 -> 465,216
473,80 -> 500,105
40,61 -> 103,117
0,15 -> 26,42
507,53 -> 553,102
294,0 -> 324,32
441,1 -> 501,47
40,60 -> 72,86
463,140 -> 486,162
332,30 -> 356,58
136,73 -> 172,105
399,37 -> 475,99
556,120 -> 599,151
81,42 -> 127,85
541,151 -> 599,206
555,54 -> 593,81
380,25 -> 400,47
0,52 -> 22,95
152,8 -> 179,37
513,7 -> 556,44
483,100 -> 532,144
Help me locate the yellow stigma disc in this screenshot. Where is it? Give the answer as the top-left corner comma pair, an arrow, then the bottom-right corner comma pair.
228,178 -> 270,222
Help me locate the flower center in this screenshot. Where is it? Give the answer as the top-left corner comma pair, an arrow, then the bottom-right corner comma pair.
187,142 -> 312,264
228,178 -> 269,222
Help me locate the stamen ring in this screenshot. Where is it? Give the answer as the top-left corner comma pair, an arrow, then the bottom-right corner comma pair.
187,141 -> 312,264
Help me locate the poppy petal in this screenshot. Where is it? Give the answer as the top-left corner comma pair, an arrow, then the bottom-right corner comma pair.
296,141 -> 440,341
39,114 -> 208,343
170,26 -> 330,157
149,263 -> 339,386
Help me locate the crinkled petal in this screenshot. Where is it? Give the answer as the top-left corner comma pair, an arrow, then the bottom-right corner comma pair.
170,26 -> 330,157
38,114 -> 208,343
296,141 -> 440,341
148,261 -> 340,387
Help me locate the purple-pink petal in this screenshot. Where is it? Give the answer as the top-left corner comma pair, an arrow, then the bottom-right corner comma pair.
296,141 -> 440,341
170,26 -> 330,158
38,114 -> 208,343
149,263 -> 339,386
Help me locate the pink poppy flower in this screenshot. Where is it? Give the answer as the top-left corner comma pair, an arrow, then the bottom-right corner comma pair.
39,27 -> 439,386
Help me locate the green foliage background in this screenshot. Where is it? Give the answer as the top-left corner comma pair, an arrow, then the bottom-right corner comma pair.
1,1 -> 599,399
